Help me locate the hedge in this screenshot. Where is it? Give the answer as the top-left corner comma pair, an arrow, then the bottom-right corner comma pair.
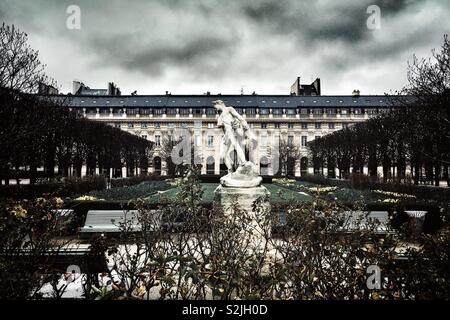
298,174 -> 450,202
0,175 -> 106,199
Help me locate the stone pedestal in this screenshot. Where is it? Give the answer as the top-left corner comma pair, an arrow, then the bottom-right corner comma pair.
215,185 -> 271,249
215,185 -> 270,211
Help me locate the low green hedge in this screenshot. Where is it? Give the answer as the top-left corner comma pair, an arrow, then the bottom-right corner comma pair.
0,175 -> 106,199
85,180 -> 170,201
110,174 -> 166,188
299,174 -> 450,202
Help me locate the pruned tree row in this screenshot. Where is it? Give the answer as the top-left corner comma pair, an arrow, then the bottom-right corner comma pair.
0,23 -> 152,185
308,36 -> 450,186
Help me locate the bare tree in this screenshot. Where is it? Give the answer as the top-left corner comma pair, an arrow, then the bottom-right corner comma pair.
0,23 -> 54,93
267,136 -> 301,177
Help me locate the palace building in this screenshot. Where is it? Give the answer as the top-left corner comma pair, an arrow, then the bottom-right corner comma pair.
64,77 -> 394,177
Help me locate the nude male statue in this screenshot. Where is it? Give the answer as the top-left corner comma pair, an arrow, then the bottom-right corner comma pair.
213,100 -> 255,173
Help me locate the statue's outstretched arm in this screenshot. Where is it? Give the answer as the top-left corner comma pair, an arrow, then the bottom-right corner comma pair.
230,107 -> 248,127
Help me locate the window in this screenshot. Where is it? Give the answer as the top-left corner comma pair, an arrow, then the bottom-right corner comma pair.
313,108 -> 322,115
114,123 -> 121,128
301,136 -> 308,147
128,123 -> 134,128
286,108 -> 296,115
260,135 -> 267,147
155,135 -> 161,147
140,108 -> 152,115
246,108 -> 256,115
341,109 -> 349,115
288,123 -> 294,129
274,123 -> 280,129
126,108 -> 138,115
154,108 -> 164,115
207,123 -> 214,129
315,123 -> 321,129
259,108 -> 269,115
141,123 -> 147,129
328,123 -> 335,129
154,122 -> 160,128
354,108 -> 362,114
300,108 -> 308,115
272,109 -> 282,115
207,136 -> 214,147
179,109 -> 190,116
342,123 -> 349,129
288,135 -> 294,146
261,123 -> 267,129
195,135 -> 201,147
301,123 -> 308,129
206,108 -> 216,115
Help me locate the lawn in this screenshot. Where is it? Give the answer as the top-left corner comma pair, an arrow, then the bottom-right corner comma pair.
146,182 -> 312,204
77,180 -> 171,201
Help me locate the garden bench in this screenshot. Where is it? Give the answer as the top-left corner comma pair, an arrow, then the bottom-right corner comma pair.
80,210 -> 141,234
341,211 -> 391,234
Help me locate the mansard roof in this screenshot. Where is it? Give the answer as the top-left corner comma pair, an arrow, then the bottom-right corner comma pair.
60,94 -> 407,109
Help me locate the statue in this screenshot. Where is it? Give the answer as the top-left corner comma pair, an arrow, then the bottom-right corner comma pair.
213,100 -> 262,188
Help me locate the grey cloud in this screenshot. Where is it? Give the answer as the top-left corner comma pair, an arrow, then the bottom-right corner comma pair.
0,0 -> 448,94
242,0 -> 421,43
88,33 -> 239,76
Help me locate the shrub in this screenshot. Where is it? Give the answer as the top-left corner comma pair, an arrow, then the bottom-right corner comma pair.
87,180 -> 170,201
0,175 -> 106,199
110,174 -> 164,188
298,174 -> 450,202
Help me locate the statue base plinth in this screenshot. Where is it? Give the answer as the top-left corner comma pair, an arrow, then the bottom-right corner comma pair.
220,161 -> 262,188
215,185 -> 271,244
214,185 -> 269,209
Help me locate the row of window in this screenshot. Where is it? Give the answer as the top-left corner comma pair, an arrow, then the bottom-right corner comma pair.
151,134 -> 324,148
84,107 -> 381,116
116,122 -> 350,130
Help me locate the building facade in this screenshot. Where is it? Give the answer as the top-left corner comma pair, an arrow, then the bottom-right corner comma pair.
66,78 -> 394,177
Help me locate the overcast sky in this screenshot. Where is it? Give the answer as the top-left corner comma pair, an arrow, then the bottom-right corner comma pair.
1,0 -> 449,95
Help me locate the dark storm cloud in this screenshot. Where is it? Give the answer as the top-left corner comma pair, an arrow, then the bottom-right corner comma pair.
0,0 -> 448,94
88,32 -> 239,75
242,0 -> 368,42
242,0 -> 422,43
378,0 -> 421,15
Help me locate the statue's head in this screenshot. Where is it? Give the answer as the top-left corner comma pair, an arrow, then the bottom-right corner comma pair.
212,100 -> 225,111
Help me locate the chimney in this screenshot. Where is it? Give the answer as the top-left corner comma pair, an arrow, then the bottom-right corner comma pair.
72,80 -> 83,95
38,82 -> 58,95
352,89 -> 361,97
108,82 -> 121,96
